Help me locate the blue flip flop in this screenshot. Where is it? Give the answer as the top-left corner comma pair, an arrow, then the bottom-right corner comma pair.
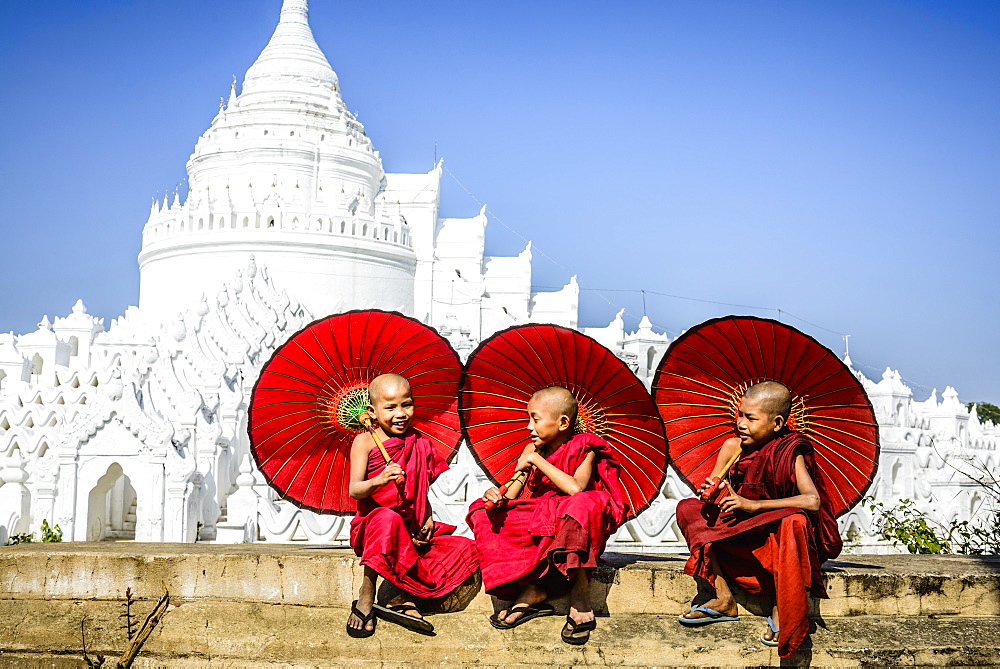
760,615 -> 779,646
677,605 -> 740,626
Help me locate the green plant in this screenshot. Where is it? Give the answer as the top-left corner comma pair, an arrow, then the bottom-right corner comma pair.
947,513 -> 1000,556
5,520 -> 63,546
865,497 -> 950,554
866,496 -> 1000,555
5,532 -> 34,546
40,519 -> 62,543
930,438 -> 1000,555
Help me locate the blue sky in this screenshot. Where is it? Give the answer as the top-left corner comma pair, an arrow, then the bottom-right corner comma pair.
1,0 -> 997,402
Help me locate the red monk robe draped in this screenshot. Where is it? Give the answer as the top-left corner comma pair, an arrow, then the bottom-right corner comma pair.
466,433 -> 629,601
350,429 -> 479,598
675,430 -> 843,658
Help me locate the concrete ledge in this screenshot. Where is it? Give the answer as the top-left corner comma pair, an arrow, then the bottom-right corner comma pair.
2,544 -> 999,667
2,543 -> 998,616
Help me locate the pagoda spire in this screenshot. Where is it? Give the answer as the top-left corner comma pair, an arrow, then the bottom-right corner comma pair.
279,0 -> 309,24
240,0 -> 337,104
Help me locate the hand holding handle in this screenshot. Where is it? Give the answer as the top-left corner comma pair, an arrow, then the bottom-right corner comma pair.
700,446 -> 741,504
483,483 -> 510,511
358,412 -> 405,483
484,469 -> 528,510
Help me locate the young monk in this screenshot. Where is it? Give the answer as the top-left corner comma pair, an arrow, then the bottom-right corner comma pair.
466,386 -> 629,645
346,373 -> 479,638
675,381 -> 843,658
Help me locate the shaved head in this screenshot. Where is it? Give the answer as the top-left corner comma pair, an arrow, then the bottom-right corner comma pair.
742,381 -> 792,420
368,373 -> 411,405
530,386 -> 579,423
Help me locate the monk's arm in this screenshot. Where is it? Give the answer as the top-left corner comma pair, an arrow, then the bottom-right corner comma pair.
481,443 -> 533,503
528,450 -> 596,495
718,455 -> 820,513
699,436 -> 742,494
348,434 -> 403,500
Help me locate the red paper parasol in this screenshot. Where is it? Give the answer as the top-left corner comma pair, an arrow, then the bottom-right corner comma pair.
249,310 -> 463,514
652,316 -> 879,517
460,324 -> 668,521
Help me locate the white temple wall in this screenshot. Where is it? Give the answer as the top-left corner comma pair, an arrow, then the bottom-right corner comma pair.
429,213 -> 490,339
2,282 -> 997,554
528,277 -> 579,329
483,246 -> 533,323
383,167 -> 442,323
139,240 -> 415,321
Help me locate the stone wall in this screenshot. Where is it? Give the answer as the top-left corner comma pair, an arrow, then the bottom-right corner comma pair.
1,268 -> 995,552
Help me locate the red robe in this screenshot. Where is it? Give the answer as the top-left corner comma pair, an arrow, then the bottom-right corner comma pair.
350,429 -> 479,598
466,433 -> 629,601
675,430 -> 843,658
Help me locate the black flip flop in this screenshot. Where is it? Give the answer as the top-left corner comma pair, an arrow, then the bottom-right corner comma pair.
345,600 -> 376,638
561,615 -> 596,645
489,602 -> 555,629
373,602 -> 435,634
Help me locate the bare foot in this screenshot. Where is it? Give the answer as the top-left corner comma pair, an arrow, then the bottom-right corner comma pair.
762,605 -> 779,643
679,596 -> 738,620
568,572 -> 595,626
497,583 -> 548,625
347,573 -> 376,634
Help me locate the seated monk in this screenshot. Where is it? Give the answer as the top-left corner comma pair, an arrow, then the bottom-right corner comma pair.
346,373 -> 479,638
675,381 -> 843,658
466,386 -> 629,645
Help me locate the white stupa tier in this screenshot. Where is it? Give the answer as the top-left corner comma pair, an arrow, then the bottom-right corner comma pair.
139,0 -> 571,331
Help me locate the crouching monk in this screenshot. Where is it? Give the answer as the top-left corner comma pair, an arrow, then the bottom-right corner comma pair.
466,386 -> 629,645
676,381 -> 843,658
346,374 -> 479,637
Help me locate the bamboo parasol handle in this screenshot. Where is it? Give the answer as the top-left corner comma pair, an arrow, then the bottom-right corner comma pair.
484,468 -> 530,510
701,446 -> 742,502
358,412 -> 405,483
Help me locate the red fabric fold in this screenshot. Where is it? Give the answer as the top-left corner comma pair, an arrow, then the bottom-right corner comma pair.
466,433 -> 629,600
350,430 -> 479,598
676,430 -> 843,658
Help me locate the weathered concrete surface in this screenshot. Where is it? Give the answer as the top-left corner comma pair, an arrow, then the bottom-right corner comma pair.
1,543 -> 999,667
2,601 -> 999,668
3,543 -> 999,616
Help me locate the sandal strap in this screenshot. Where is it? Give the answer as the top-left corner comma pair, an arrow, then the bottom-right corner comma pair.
564,616 -> 597,632
504,603 -> 538,617
766,615 -> 780,634
351,601 -> 375,623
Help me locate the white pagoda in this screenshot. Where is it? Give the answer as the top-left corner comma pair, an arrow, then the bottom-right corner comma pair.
0,0 -> 995,551
138,0 -> 577,341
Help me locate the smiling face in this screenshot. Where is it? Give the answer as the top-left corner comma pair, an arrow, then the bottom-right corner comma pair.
367,376 -> 414,436
736,396 -> 785,448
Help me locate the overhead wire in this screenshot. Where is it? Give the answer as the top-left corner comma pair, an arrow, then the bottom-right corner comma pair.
441,162 -> 950,394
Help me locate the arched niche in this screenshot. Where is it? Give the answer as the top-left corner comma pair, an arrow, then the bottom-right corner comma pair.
890,459 -> 904,496
86,463 -> 137,542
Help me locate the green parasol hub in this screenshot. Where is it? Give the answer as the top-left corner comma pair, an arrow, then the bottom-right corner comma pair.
325,385 -> 371,433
